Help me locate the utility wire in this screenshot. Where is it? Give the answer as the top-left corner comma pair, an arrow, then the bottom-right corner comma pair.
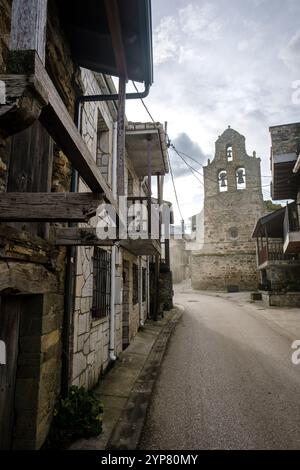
167,151 -> 184,222
132,81 -> 185,223
132,81 -> 156,124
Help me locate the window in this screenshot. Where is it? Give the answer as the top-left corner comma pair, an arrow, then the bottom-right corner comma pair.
229,227 -> 239,240
142,268 -> 147,302
96,112 -> 111,184
236,167 -> 246,190
226,145 -> 233,161
132,263 -> 139,305
218,170 -> 228,192
91,248 -> 111,319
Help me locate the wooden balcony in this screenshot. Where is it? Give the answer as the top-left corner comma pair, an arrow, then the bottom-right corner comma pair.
257,239 -> 299,268
54,196 -> 163,255
283,203 -> 300,254
119,196 -> 161,256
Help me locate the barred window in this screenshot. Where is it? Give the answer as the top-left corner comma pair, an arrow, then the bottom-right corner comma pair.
91,248 -> 111,319
142,268 -> 147,302
132,263 -> 139,305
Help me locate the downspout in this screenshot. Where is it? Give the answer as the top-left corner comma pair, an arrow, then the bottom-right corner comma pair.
147,258 -> 150,319
61,103 -> 82,397
109,121 -> 118,362
139,256 -> 144,326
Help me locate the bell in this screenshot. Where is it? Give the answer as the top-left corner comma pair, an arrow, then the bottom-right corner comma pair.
237,170 -> 244,184
227,149 -> 232,159
220,176 -> 227,187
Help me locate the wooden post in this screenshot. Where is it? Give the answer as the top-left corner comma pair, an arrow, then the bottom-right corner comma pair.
10,0 -> 48,65
147,137 -> 152,238
117,77 -> 126,198
157,174 -> 162,241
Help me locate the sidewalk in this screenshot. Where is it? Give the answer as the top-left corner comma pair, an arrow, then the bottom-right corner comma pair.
70,306 -> 183,450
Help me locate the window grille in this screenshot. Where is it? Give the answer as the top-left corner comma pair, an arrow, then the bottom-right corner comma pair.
91,248 -> 111,319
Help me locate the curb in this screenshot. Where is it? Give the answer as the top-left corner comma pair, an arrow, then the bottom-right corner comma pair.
106,306 -> 184,450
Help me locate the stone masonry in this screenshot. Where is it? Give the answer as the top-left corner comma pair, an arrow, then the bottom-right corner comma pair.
192,127 -> 265,291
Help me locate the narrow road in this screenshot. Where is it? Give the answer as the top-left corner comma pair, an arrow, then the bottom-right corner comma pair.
139,287 -> 300,450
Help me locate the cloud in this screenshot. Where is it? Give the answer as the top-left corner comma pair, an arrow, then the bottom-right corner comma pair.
278,29 -> 300,73
128,0 -> 300,222
153,2 -> 223,66
169,133 -> 208,178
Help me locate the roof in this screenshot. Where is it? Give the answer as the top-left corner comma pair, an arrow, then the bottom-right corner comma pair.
126,122 -> 169,177
58,0 -> 153,85
252,206 -> 286,238
216,126 -> 245,144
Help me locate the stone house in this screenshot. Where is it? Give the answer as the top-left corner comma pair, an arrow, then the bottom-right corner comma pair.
170,237 -> 191,284
192,127 -> 265,291
0,0 -> 172,449
252,122 -> 300,306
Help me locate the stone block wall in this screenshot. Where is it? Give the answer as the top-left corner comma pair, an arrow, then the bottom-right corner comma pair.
192,252 -> 260,291
192,128 -> 265,291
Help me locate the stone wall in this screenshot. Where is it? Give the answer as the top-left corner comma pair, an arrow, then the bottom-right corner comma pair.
192,252 -> 259,291
170,239 -> 190,284
192,127 -> 265,291
0,0 -> 82,449
262,291 -> 300,308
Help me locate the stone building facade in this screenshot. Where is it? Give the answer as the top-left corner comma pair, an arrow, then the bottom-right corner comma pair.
0,0 -> 171,450
192,127 -> 265,291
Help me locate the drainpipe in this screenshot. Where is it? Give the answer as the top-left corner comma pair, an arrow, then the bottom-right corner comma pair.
109,121 -> 118,362
147,257 -> 150,318
139,256 -> 144,326
61,103 -> 82,397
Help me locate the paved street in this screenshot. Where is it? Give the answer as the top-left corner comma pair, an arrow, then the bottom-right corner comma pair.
139,284 -> 300,450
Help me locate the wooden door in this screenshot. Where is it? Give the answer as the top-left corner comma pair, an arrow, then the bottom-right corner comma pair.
0,296 -> 21,449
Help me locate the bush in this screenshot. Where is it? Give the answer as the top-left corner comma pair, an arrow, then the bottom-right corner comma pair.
51,386 -> 103,446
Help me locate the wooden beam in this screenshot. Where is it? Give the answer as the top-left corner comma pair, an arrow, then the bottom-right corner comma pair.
0,74 -> 48,138
10,0 -> 48,64
3,51 -> 117,207
104,0 -> 127,79
117,77 -> 126,198
0,193 -> 104,222
54,227 -> 116,246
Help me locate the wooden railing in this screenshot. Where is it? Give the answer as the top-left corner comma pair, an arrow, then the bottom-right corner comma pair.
258,239 -> 294,265
127,196 -> 160,241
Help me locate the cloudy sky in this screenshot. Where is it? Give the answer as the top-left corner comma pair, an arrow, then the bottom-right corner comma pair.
125,0 -> 300,224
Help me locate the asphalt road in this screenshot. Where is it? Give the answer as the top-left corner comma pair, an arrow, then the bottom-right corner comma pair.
139,288 -> 300,450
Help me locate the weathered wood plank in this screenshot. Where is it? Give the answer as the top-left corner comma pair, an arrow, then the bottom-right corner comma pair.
6,50 -> 117,206
0,74 -> 48,138
10,0 -> 48,64
0,296 -> 20,449
104,0 -> 127,78
0,193 -> 104,222
54,227 -> 116,246
117,77 -> 126,198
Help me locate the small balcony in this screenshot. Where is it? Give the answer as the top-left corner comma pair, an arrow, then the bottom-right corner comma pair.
257,239 -> 294,267
283,203 -> 300,254
119,196 -> 161,256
